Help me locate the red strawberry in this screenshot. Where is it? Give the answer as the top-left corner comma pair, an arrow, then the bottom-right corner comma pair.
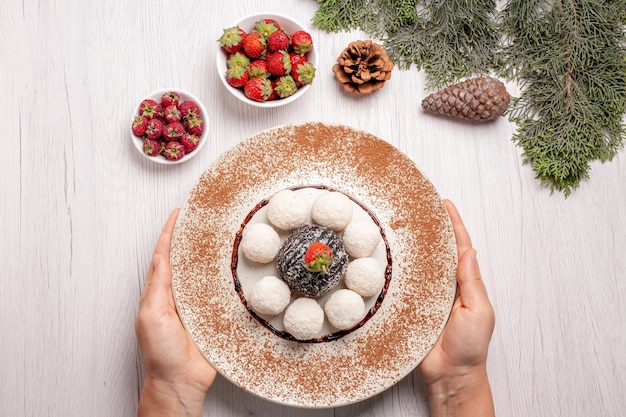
292,62 -> 316,86
267,29 -> 290,52
274,75 -> 297,98
248,59 -> 270,79
303,242 -> 333,274
289,52 -> 308,69
164,105 -> 182,124
142,138 -> 161,156
184,117 -> 204,136
181,133 -> 200,153
161,91 -> 180,108
164,141 -> 185,161
226,65 -> 249,88
291,30 -> 313,55
132,115 -> 149,137
178,100 -> 201,119
162,122 -> 185,141
227,51 -> 251,69
267,80 -> 279,101
262,18 -> 280,28
242,32 -> 266,59
244,78 -> 273,102
218,26 -> 247,54
266,51 -> 291,76
145,118 -> 164,140
254,19 -> 280,38
138,99 -> 160,119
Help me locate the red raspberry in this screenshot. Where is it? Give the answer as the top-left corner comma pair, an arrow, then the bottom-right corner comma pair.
158,140 -> 167,155
142,138 -> 161,156
132,115 -> 149,137
164,105 -> 182,124
184,117 -> 204,136
164,141 -> 185,161
161,91 -> 180,108
139,99 -> 160,119
181,133 -> 200,153
163,122 -> 185,141
145,118 -> 164,140
178,100 -> 201,119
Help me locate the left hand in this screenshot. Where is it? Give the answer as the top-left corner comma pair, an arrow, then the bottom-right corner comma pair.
136,209 -> 216,416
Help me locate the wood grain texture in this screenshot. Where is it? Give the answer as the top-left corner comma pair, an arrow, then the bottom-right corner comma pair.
1,1 -> 625,416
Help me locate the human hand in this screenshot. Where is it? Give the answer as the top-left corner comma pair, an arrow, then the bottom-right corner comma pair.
136,209 -> 217,417
417,199 -> 495,417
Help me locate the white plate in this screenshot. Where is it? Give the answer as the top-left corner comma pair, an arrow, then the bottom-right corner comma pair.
171,122 -> 457,408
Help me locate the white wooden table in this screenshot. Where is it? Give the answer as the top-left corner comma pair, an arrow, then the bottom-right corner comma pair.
2,1 -> 625,416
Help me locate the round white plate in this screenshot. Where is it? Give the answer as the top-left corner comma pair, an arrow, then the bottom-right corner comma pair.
171,122 -> 457,408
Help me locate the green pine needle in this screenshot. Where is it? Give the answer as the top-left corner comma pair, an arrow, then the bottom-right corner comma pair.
311,0 -> 626,197
311,0 -> 369,32
500,0 -> 626,196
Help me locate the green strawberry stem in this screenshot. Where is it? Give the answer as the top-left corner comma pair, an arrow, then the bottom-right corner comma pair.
305,252 -> 332,274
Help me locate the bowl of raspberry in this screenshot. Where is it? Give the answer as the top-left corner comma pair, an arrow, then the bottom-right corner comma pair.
217,13 -> 317,108
130,89 -> 209,164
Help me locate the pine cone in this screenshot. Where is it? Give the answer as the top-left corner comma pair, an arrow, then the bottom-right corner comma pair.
421,77 -> 510,121
332,40 -> 394,95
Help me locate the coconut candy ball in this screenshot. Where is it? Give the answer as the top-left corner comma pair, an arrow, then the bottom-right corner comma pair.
311,191 -> 353,231
345,257 -> 385,297
248,275 -> 292,316
240,222 -> 281,263
266,189 -> 308,231
324,289 -> 365,331
283,297 -> 325,340
342,218 -> 381,258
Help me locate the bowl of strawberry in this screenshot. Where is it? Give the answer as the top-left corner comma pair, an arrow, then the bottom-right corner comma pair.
130,89 -> 208,164
217,13 -> 317,108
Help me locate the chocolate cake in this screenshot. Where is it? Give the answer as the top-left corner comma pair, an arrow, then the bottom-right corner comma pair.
276,225 -> 348,297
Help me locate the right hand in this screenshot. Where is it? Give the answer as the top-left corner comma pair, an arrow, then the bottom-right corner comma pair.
417,199 -> 495,416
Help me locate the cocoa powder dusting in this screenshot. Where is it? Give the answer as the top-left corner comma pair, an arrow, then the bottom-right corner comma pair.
170,123 -> 456,407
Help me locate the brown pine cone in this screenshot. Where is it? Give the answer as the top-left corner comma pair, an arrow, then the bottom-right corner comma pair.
421,77 -> 510,121
332,40 -> 394,95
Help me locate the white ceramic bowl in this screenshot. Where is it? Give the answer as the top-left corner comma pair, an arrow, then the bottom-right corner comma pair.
216,13 -> 317,108
130,88 -> 208,165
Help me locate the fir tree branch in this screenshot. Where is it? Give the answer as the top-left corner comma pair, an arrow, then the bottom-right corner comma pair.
361,0 -> 419,38
500,0 -> 626,196
382,0 -> 501,89
311,0 -> 369,32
